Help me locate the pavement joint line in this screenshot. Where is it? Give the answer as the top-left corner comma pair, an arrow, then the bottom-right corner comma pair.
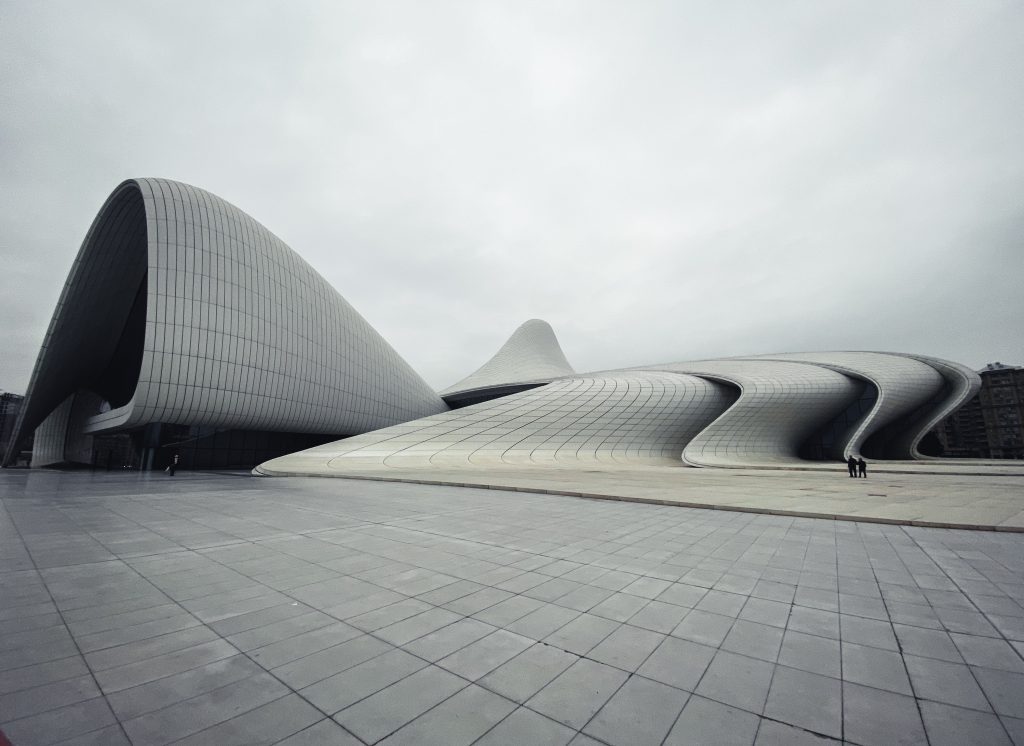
5,473 -> 1023,744
254,471 -> 1024,533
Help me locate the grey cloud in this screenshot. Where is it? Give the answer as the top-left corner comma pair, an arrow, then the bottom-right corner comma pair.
1,0 -> 1022,394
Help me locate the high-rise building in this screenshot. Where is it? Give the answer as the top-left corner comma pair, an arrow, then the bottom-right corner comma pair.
935,363 -> 1024,459
0,392 -> 29,465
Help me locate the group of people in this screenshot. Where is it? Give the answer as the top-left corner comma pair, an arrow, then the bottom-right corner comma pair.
846,455 -> 867,478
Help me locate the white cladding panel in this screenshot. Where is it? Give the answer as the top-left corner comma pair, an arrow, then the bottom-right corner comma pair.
258,372 -> 734,473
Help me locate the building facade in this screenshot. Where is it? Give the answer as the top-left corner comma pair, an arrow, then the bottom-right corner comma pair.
2,178 -> 446,470
4,177 -> 990,473
936,363 -> 1024,459
0,392 -> 29,465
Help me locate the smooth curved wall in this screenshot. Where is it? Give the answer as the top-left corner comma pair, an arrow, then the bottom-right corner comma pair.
5,178 -> 447,466
643,360 -> 862,467
257,371 -> 735,473
747,352 -> 945,459
888,354 -> 982,459
441,319 -> 575,400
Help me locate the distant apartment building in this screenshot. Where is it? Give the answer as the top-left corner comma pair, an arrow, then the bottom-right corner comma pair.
935,363 -> 1024,459
0,392 -> 30,465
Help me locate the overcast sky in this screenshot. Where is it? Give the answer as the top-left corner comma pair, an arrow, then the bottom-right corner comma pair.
2,1 -> 1022,393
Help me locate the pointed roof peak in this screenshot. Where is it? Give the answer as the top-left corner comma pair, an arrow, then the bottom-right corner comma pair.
441,319 -> 575,396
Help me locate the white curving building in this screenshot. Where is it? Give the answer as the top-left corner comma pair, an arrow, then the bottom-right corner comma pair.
2,178 -> 446,470
257,339 -> 980,474
3,178 -> 982,473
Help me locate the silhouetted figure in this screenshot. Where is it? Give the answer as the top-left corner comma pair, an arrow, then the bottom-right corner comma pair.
857,457 -> 867,478
168,453 -> 180,476
847,455 -> 857,478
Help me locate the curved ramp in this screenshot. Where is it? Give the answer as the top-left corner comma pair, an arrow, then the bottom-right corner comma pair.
257,371 -> 735,474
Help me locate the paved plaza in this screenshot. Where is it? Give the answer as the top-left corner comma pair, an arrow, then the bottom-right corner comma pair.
267,462 -> 1024,532
2,470 -> 1024,745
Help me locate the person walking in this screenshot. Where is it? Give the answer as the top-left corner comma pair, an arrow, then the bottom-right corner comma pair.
847,455 -> 857,478
857,457 -> 867,478
167,453 -> 180,476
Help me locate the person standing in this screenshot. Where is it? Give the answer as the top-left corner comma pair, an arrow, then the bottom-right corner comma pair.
847,455 -> 857,478
857,457 -> 867,478
168,453 -> 180,476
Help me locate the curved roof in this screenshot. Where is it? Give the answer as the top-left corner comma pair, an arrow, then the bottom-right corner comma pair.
440,319 -> 575,397
744,352 -> 945,458
644,359 -> 862,467
257,371 -> 734,473
261,349 -> 984,474
889,354 -> 982,459
4,178 -> 446,466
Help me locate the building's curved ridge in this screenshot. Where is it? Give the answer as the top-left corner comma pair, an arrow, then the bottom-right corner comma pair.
440,318 -> 575,398
4,177 -> 447,468
5,179 -> 989,473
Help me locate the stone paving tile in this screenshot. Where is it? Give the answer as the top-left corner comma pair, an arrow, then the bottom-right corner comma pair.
438,629 -> 535,680
247,622 -> 360,669
695,650 -> 775,714
4,472 -> 1024,745
664,694 -> 760,745
171,693 -> 321,746
299,647 -> 426,714
474,706 -> 576,746
588,591 -> 650,622
950,632 -> 1024,672
627,599 -> 691,633
841,613 -> 899,650
223,610 -> 336,651
973,667 -> 1024,718
843,681 -> 928,745
753,719 -> 835,745
905,654 -> 992,711
404,617 -> 496,661
787,605 -> 840,639
893,623 -> 964,662
105,654 -> 261,721
120,674 -> 289,745
274,718 -> 363,745
526,658 -> 629,730
0,674 -> 100,723
94,638 -> 239,694
842,640 -> 913,694
333,664 -> 466,743
506,604 -> 580,640
587,623 -> 665,672
380,683 -> 517,746
919,700 -> 1013,746
271,633 -> 393,689
0,655 -> 91,696
671,608 -> 734,646
543,612 -> 619,656
479,642 -> 579,703
583,674 -> 688,746
1,697 -> 118,746
763,665 -> 842,739
722,619 -> 784,662
637,635 -> 716,692
777,629 -> 841,678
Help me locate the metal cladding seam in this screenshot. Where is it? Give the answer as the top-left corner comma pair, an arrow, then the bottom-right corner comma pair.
255,371 -> 735,473
889,354 -> 982,460
638,360 -> 862,468
439,319 -> 575,398
4,178 -> 447,466
744,352 -> 946,459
